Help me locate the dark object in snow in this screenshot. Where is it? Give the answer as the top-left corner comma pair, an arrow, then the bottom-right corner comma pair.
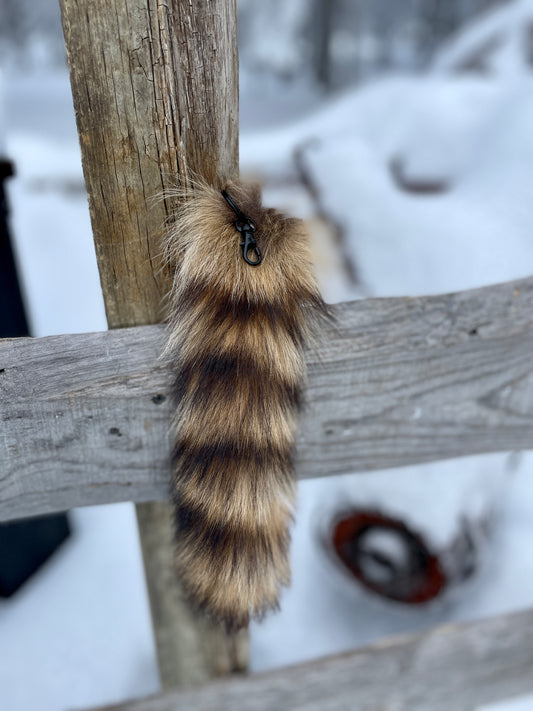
0,157 -> 71,598
389,156 -> 450,195
332,510 -> 447,603
0,159 -> 29,337
329,506 -> 488,605
0,515 -> 71,597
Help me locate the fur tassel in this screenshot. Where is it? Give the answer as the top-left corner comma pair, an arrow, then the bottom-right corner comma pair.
163,179 -> 328,630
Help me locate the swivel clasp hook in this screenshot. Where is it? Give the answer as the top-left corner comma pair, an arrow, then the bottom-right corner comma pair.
222,190 -> 262,267
239,227 -> 262,266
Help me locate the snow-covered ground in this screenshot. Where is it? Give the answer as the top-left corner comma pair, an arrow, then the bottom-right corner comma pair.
2,2 -> 533,708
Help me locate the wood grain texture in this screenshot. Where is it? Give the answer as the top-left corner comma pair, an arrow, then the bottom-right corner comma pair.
59,0 -> 239,328
89,608 -> 533,711
59,0 -> 242,688
2,276 -> 533,522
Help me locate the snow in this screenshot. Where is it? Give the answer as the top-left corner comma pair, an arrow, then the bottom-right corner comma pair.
250,454 -> 533,672
239,0 -> 310,78
3,71 -> 106,337
0,505 -> 158,711
243,73 -> 533,297
7,133 -> 106,336
2,3 -> 533,708
432,0 -> 533,75
480,695 -> 533,711
241,73 -> 511,190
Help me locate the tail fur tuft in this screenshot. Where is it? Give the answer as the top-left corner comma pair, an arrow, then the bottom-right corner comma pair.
164,180 -> 327,629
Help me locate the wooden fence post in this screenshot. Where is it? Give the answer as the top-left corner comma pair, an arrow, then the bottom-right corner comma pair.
59,0 -> 246,687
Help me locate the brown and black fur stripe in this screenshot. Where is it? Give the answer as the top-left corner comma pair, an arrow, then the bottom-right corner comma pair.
163,180 -> 328,630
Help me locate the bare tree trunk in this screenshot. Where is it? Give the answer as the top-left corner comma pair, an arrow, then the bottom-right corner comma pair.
313,0 -> 335,89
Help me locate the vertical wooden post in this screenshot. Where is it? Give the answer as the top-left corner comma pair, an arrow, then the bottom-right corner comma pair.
59,0 -> 247,687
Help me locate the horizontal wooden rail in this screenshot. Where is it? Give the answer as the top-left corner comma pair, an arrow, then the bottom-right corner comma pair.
2,276 -> 533,522
91,608 -> 533,710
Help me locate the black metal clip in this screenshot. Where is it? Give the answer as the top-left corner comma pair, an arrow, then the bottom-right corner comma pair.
222,190 -> 262,266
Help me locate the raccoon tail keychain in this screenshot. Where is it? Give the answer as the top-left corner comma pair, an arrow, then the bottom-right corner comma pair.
163,179 -> 328,630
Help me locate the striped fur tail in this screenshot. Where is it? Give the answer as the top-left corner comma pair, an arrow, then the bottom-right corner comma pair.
163,180 -> 327,630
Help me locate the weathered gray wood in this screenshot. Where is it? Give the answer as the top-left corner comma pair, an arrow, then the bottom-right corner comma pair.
59,0 -> 242,688
2,276 -> 533,522
88,608 -> 533,711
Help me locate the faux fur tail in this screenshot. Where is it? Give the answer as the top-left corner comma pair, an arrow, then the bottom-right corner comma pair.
163,180 -> 327,630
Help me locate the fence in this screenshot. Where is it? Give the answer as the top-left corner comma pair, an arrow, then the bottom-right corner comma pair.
1,0 -> 532,708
